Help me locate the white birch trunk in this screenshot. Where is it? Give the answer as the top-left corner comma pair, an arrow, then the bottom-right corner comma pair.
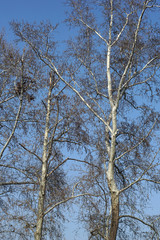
34,76 -> 52,240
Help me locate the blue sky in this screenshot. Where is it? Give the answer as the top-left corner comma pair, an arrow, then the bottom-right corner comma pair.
0,0 -> 65,25
0,0 -> 68,43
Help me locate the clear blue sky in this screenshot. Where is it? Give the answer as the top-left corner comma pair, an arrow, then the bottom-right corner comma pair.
0,0 -> 68,42
0,0 -> 65,25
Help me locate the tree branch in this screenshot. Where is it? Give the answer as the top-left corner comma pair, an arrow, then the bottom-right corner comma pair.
0,181 -> 34,186
19,143 -> 42,162
119,214 -> 159,236
0,97 -> 23,159
119,147 -> 160,193
44,193 -> 97,216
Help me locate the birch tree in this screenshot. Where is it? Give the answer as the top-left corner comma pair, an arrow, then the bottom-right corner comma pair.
10,0 -> 160,239
64,1 -> 160,239
0,24 -> 90,239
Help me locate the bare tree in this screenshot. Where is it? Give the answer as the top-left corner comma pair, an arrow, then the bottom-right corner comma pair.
0,25 -> 91,240
63,1 -> 160,239
8,0 -> 160,239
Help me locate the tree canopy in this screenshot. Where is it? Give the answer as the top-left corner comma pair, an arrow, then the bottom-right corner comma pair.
0,0 -> 160,239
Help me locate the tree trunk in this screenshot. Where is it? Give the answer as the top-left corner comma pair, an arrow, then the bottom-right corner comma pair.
109,192 -> 119,240
34,160 -> 48,240
34,76 -> 52,240
107,160 -> 119,240
106,108 -> 119,240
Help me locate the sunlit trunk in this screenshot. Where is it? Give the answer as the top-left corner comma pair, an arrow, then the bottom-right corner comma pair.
34,76 -> 52,240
